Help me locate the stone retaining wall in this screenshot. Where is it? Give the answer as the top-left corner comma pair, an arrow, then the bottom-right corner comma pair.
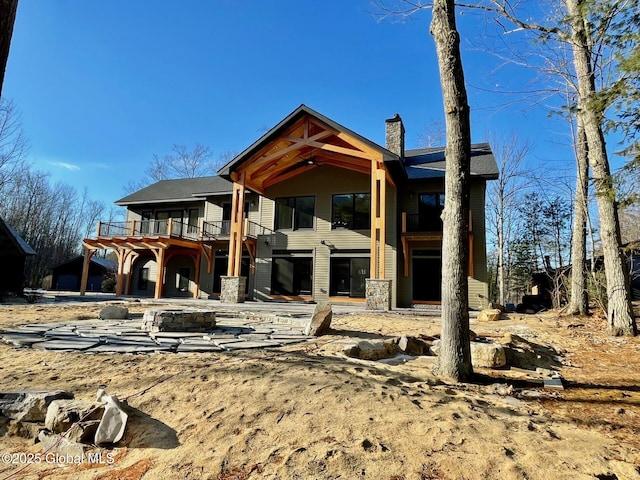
142,310 -> 216,332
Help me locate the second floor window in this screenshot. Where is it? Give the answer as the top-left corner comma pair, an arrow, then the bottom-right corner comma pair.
332,193 -> 370,229
419,193 -> 445,231
275,196 -> 315,230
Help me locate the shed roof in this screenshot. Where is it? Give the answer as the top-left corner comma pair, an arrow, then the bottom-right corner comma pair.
52,255 -> 117,272
0,218 -> 36,256
403,143 -> 499,180
115,176 -> 234,206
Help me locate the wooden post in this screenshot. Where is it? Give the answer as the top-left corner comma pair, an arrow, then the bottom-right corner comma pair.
227,173 -> 246,276
370,160 -> 387,279
79,248 -> 95,295
154,248 -> 165,299
124,252 -> 139,295
115,249 -> 127,296
193,252 -> 201,299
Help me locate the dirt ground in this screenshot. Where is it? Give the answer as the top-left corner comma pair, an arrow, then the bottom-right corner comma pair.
1,300 -> 640,480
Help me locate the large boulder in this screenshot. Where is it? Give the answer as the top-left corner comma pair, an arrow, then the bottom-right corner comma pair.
470,341 -> 507,368
430,339 -> 507,368
343,339 -> 399,361
396,336 -> 431,356
304,303 -> 332,336
0,390 -> 74,422
45,399 -> 103,434
477,309 -> 502,322
99,305 -> 129,320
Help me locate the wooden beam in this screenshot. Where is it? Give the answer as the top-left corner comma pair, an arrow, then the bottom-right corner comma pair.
227,173 -> 246,276
79,248 -> 95,295
153,248 -> 165,299
193,252 -> 201,299
306,140 -> 377,160
262,164 -> 318,189
334,131 -> 385,159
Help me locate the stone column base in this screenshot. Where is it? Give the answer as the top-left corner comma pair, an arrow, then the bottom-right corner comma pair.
366,279 -> 392,310
220,276 -> 246,303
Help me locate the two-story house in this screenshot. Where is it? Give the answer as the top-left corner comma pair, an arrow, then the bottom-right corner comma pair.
81,105 -> 498,309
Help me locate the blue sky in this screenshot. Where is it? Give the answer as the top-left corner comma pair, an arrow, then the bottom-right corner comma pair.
4,0 -> 605,207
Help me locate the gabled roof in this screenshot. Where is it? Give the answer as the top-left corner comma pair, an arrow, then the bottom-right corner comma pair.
115,176 -> 234,206
218,104 -> 402,191
0,218 -> 36,256
403,143 -> 499,180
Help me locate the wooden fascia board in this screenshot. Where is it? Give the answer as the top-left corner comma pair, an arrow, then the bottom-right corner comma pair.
334,131 -> 386,159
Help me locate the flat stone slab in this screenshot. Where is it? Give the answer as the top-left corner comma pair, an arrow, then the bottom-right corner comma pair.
32,339 -> 100,351
271,338 -> 309,345
1,331 -> 50,345
176,343 -> 224,353
208,333 -> 242,339
152,331 -> 209,338
86,343 -> 172,354
3,311 -> 317,355
211,338 -> 246,346
222,340 -> 282,350
270,334 -> 311,340
237,333 -> 271,341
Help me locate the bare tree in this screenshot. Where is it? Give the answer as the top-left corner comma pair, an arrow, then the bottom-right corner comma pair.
416,120 -> 446,148
565,0 -> 635,335
431,0 -> 473,381
486,133 -> 531,305
0,98 -> 27,190
123,144 -> 236,194
566,119 -> 590,315
0,0 -> 18,98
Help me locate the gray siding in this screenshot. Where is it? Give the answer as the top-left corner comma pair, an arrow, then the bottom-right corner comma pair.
255,166 -> 394,304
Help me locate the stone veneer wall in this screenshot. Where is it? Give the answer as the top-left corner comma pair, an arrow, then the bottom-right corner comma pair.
365,279 -> 392,310
142,310 -> 216,332
220,276 -> 246,303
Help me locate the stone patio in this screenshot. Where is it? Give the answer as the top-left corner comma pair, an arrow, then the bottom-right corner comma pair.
0,310 -> 313,354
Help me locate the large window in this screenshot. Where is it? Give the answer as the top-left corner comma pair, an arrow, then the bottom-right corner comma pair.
330,256 -> 369,298
275,196 -> 315,230
271,252 -> 313,296
418,193 -> 445,231
332,193 -> 370,229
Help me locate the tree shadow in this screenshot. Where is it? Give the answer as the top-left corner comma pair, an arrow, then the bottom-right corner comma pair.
325,328 -> 395,341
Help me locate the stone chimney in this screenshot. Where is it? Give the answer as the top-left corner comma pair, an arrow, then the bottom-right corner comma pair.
385,113 -> 405,158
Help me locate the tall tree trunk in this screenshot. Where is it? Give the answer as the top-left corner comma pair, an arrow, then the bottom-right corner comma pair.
497,192 -> 505,305
567,120 -> 589,315
430,0 -> 473,380
566,0 -> 636,335
0,0 -> 18,98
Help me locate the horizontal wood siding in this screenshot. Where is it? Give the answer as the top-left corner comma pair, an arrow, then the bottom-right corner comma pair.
130,257 -> 158,297
468,277 -> 489,310
256,166 -> 381,302
469,181 -> 488,282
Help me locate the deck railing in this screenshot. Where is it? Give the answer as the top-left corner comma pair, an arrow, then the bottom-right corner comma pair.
97,218 -> 274,242
401,211 -> 472,234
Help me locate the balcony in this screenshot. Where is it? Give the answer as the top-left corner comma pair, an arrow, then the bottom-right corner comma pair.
401,211 -> 472,237
95,218 -> 273,243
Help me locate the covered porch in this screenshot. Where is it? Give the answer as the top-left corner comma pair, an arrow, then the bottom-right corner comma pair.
80,217 -> 270,299
217,104 -> 402,309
